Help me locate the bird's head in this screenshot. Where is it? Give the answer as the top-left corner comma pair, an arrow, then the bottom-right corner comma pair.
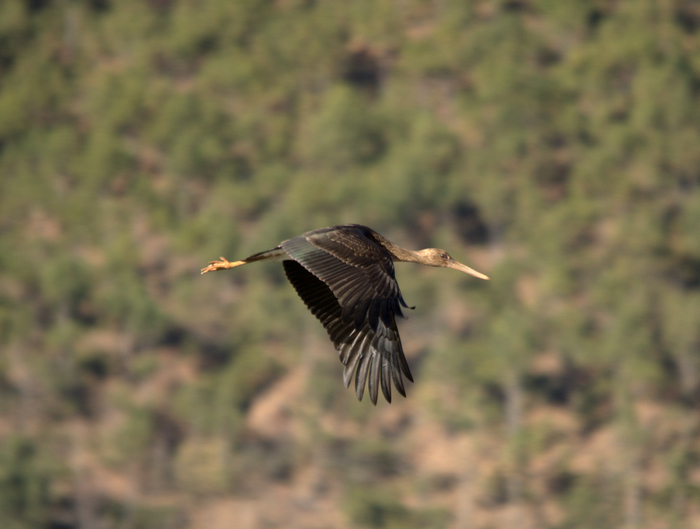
416,248 -> 490,280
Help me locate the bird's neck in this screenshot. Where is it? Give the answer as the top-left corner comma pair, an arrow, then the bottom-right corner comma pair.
381,240 -> 422,263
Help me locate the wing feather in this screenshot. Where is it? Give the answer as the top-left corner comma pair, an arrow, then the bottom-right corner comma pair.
368,352 -> 381,405
355,352 -> 370,401
381,359 -> 392,403
283,226 -> 406,331
283,253 -> 412,405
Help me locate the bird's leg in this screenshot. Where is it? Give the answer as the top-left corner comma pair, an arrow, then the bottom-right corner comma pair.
200,257 -> 245,274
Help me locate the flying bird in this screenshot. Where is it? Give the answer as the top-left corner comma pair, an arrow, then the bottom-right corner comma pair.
201,224 -> 489,404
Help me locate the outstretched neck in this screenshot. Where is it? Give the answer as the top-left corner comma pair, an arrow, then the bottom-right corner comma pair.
393,247 -> 426,263
378,238 -> 422,263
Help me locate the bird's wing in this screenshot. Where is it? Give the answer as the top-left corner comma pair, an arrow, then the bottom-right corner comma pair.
282,234 -> 413,404
283,260 -> 412,404
282,227 -> 409,331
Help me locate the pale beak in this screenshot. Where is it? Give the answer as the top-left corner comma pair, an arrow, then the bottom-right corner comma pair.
447,260 -> 490,280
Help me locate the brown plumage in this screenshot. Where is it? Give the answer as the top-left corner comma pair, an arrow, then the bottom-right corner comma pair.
201,224 -> 489,404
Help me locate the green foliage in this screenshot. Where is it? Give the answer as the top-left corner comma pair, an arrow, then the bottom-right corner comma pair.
0,436 -> 57,528
343,485 -> 449,529
174,436 -> 231,495
1,0 -> 700,527
109,406 -> 155,465
302,85 -> 386,170
561,471 -> 624,529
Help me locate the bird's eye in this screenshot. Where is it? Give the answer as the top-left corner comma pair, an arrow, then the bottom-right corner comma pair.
440,253 -> 447,259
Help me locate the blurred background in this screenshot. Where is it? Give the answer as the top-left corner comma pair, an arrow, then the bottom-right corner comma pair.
2,0 -> 700,528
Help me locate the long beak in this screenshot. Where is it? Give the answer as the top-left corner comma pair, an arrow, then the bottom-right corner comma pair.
447,260 -> 490,280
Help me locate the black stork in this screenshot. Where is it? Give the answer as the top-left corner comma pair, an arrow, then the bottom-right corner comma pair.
201,224 -> 489,404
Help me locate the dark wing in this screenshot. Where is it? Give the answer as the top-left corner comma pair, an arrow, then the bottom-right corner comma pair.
283,260 -> 411,404
283,226 -> 411,328
281,228 -> 413,404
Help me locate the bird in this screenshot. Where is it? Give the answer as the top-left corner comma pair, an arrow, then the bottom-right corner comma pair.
201,224 -> 489,405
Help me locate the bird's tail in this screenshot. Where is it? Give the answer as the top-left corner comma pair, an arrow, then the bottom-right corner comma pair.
201,246 -> 286,274
242,246 -> 286,264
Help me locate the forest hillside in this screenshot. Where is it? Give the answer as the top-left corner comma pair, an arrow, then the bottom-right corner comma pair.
2,1 -> 700,528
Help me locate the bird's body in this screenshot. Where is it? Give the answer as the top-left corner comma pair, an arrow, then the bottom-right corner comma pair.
201,224 -> 489,404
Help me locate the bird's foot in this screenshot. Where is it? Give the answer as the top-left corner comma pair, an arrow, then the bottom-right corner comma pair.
201,257 -> 241,274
